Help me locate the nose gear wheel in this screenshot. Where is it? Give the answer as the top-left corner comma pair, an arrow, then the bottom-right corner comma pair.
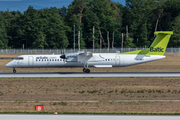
13,68 -> 16,73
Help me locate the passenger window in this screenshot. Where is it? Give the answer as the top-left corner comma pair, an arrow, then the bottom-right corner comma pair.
55,59 -> 56,61
47,59 -> 49,61
52,59 -> 54,61
39,59 -> 40,61
57,59 -> 59,61
50,59 -> 51,61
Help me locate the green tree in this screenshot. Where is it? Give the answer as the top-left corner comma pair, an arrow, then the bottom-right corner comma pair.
170,15 -> 180,47
164,0 -> 180,22
32,31 -> 47,48
59,6 -> 68,17
87,0 -> 122,48
22,6 -> 42,48
7,11 -> 24,48
124,37 -> 135,48
40,7 -> 69,48
82,9 -> 100,48
0,13 -> 8,48
65,0 -> 87,49
126,0 -> 156,47
1,0 -> 180,49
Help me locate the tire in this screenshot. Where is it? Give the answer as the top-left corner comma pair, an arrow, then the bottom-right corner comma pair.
86,69 -> 90,73
83,68 -> 86,73
13,70 -> 16,73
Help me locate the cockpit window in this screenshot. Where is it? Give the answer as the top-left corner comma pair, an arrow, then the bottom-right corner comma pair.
15,57 -> 23,60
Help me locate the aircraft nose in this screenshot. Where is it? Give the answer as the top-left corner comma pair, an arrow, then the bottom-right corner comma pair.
6,62 -> 12,67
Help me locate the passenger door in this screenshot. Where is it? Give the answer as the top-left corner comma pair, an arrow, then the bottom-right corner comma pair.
28,56 -> 34,66
115,56 -> 120,66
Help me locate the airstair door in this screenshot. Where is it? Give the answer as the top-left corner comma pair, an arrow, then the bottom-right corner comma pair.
28,56 -> 34,66
115,56 -> 120,66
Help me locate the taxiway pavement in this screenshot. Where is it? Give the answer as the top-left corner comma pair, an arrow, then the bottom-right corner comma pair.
0,71 -> 180,78
0,114 -> 180,120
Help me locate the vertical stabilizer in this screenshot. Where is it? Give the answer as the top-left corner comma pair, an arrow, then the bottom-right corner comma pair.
147,31 -> 173,55
119,31 -> 173,55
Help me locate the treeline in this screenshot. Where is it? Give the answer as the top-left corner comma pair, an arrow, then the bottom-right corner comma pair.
0,0 -> 180,49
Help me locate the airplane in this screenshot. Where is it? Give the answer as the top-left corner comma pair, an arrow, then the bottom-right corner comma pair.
6,31 -> 173,73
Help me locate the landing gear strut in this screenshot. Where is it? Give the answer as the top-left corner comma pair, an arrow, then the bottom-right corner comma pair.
83,63 -> 90,73
13,68 -> 16,73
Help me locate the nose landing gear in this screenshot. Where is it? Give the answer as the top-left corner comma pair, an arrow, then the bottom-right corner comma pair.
13,68 -> 16,73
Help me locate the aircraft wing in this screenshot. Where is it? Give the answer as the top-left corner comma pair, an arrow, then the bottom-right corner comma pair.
60,51 -> 93,64
77,51 -> 93,64
77,50 -> 86,55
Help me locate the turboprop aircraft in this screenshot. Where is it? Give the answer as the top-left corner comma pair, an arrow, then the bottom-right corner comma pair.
6,31 -> 173,73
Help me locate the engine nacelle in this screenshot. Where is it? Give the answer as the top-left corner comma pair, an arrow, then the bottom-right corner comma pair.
60,54 -> 66,59
60,53 -> 78,62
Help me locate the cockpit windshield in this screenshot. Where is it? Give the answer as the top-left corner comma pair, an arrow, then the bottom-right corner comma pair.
15,57 -> 24,60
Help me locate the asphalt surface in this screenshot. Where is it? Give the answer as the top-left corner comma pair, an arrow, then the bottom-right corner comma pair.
0,71 -> 180,78
0,115 -> 180,120
1,100 -> 180,103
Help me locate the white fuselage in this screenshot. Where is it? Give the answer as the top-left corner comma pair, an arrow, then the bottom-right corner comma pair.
6,53 -> 165,68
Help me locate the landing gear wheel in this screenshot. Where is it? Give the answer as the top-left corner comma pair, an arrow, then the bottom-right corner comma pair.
83,63 -> 90,73
13,70 -> 16,73
83,68 -> 86,73
86,69 -> 90,73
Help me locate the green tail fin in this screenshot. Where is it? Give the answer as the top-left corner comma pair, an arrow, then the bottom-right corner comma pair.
119,31 -> 173,55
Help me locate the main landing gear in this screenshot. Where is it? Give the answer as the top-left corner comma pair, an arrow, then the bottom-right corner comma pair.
83,68 -> 90,73
13,68 -> 16,73
83,63 -> 90,73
